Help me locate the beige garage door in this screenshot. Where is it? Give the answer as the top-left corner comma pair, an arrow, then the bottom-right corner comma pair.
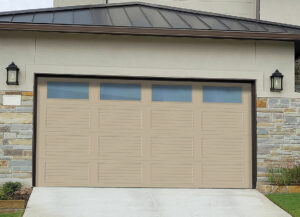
36,77 -> 252,188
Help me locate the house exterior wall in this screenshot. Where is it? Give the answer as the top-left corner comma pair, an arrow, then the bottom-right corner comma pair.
260,0 -> 300,26
111,0 -> 257,19
0,32 -> 295,97
54,0 -> 257,19
54,0 -> 106,7
0,31 -> 298,187
53,0 -> 300,26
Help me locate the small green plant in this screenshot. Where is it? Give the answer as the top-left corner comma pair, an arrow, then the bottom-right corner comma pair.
0,182 -> 22,200
268,165 -> 300,186
0,191 -> 7,200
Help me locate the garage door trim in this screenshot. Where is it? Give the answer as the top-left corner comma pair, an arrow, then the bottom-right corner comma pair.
32,73 -> 257,188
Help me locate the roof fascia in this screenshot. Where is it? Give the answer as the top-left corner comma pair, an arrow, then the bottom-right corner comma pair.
0,23 -> 299,41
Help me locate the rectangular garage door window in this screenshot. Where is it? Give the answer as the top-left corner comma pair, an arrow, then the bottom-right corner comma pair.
47,82 -> 89,99
203,86 -> 242,103
152,85 -> 192,102
100,83 -> 141,100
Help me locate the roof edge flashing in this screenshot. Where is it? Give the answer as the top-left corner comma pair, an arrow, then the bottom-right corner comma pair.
0,22 -> 299,41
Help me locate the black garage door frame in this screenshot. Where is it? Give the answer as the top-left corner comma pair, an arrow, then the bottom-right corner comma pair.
32,73 -> 257,189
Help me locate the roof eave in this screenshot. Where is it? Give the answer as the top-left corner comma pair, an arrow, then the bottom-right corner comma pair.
0,22 -> 299,41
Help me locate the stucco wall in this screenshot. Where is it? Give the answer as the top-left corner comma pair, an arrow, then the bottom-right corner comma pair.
54,0 -> 106,7
260,0 -> 300,26
54,0 -> 300,27
111,0 -> 256,18
0,31 -> 296,98
54,0 -> 257,19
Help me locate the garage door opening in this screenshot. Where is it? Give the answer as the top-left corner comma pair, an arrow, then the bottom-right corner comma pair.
35,76 -> 254,189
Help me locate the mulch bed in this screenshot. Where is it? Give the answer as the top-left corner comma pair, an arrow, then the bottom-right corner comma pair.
11,188 -> 32,207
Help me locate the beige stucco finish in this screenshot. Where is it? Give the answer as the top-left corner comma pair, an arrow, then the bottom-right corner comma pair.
0,31 -> 296,98
54,0 -> 257,19
260,0 -> 300,26
53,0 -> 300,27
112,0 -> 257,18
36,77 -> 252,188
54,0 -> 106,7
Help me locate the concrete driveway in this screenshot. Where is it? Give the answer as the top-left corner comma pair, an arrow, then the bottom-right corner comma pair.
23,188 -> 291,217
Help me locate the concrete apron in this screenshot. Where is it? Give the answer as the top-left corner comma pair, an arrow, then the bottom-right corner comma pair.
23,188 -> 291,217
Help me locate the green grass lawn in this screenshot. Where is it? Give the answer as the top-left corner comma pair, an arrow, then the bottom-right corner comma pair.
0,212 -> 23,217
267,193 -> 300,217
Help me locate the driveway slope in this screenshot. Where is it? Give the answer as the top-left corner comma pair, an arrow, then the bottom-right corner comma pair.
23,188 -> 291,217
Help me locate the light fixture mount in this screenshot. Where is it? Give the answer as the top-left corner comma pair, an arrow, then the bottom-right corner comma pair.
6,62 -> 20,85
270,69 -> 283,92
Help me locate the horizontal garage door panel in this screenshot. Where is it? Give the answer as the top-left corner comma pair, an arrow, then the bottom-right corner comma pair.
98,136 -> 142,158
37,78 -> 252,188
45,135 -> 91,157
43,160 -> 90,186
99,108 -> 142,129
202,138 -> 245,157
151,163 -> 194,185
151,137 -> 194,158
46,105 -> 91,129
202,111 -> 245,131
202,162 -> 246,188
151,109 -> 194,130
98,162 -> 143,185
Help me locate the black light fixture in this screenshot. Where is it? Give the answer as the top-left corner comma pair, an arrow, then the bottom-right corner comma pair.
6,62 -> 20,85
270,69 -> 283,92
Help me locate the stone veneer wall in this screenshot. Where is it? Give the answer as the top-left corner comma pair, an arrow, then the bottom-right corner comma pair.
0,91 -> 33,187
257,97 -> 300,185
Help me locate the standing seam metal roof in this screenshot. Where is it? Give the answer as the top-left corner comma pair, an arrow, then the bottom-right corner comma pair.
0,2 -> 300,39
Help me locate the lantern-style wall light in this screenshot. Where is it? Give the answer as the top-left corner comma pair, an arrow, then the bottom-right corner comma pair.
270,70 -> 283,92
6,62 -> 20,85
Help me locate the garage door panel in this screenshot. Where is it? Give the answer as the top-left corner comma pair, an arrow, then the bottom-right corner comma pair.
151,163 -> 194,185
201,138 -> 246,159
150,136 -> 194,158
150,103 -> 195,109
98,136 -> 142,158
200,102 -> 250,108
46,105 -> 91,129
44,160 -> 90,186
202,162 -> 246,188
151,109 -> 194,130
201,111 -> 245,131
98,162 -> 143,185
37,78 -> 252,188
45,135 -> 91,157
99,108 -> 142,129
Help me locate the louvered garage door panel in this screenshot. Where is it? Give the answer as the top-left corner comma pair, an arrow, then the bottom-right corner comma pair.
37,78 -> 252,188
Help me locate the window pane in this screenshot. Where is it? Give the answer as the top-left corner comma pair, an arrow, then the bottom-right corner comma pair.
152,85 -> 192,102
47,82 -> 89,99
203,86 -> 242,103
100,83 -> 141,100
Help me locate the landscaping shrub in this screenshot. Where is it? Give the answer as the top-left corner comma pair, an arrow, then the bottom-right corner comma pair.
268,165 -> 300,186
0,182 -> 22,200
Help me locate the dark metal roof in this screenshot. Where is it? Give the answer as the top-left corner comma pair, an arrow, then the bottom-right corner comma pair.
0,2 -> 300,40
